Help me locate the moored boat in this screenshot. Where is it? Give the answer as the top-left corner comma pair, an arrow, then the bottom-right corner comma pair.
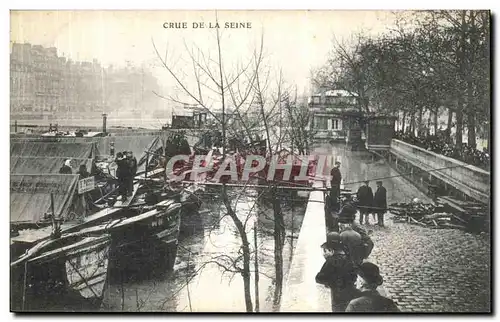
11,233 -> 111,312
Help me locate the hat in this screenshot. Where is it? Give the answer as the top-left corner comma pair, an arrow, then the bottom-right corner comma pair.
326,232 -> 341,244
376,180 -> 383,184
322,232 -> 343,250
357,262 -> 383,286
335,161 -> 341,165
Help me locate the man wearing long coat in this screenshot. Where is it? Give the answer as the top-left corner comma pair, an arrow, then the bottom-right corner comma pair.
373,181 -> 387,227
330,161 -> 342,211
357,181 -> 374,225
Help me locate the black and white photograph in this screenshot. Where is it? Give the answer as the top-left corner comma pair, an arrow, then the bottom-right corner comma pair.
7,9 -> 491,313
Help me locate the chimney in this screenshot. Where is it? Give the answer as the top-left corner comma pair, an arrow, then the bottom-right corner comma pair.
102,113 -> 107,134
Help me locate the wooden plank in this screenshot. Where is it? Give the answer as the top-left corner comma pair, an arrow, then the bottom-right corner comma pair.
114,182 -> 140,207
135,168 -> 164,179
28,236 -> 110,265
83,207 -> 123,224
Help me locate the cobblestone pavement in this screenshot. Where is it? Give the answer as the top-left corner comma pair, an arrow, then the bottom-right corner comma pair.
363,216 -> 491,313
319,144 -> 491,313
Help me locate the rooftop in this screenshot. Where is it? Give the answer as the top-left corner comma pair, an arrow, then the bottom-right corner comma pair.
312,89 -> 359,97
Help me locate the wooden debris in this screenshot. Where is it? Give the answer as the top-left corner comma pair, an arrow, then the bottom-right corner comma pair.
389,196 -> 488,232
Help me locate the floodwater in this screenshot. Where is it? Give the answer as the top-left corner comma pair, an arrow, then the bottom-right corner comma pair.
11,142 -> 428,312
102,188 -> 308,312
316,143 -> 430,204
100,143 -> 428,312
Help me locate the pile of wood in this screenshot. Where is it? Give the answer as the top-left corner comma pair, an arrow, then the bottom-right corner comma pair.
389,196 -> 488,232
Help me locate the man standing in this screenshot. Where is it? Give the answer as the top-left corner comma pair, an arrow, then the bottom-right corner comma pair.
115,152 -> 129,201
330,161 -> 342,211
126,151 -> 138,197
373,181 -> 387,227
345,262 -> 400,312
316,232 -> 361,312
357,181 -> 374,225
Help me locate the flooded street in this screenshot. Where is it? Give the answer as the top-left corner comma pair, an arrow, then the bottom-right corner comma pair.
103,188 -> 308,312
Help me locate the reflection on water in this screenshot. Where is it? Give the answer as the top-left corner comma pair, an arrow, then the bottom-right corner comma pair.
102,187 -> 307,312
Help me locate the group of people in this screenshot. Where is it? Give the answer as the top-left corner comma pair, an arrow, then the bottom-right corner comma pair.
59,152 -> 138,202
58,159 -> 92,179
316,202 -> 399,312
329,161 -> 388,227
394,130 -> 490,170
115,151 -> 138,202
356,180 -> 387,227
319,160 -> 398,312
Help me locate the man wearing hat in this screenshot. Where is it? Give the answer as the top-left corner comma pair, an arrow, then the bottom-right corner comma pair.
115,152 -> 130,201
316,232 -> 361,312
357,180 -> 374,225
126,151 -> 138,197
330,160 -> 342,211
373,181 -> 388,227
338,204 -> 374,264
345,262 -> 400,312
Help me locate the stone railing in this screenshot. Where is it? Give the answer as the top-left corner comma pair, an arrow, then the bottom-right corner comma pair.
390,139 -> 490,204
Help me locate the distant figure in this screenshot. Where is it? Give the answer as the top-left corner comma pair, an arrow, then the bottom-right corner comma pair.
59,159 -> 72,174
373,181 -> 387,227
316,232 -> 361,312
77,164 -> 90,179
110,142 -> 115,157
126,151 -> 138,197
330,161 -> 342,211
345,262 -> 400,312
357,181 -> 374,225
115,152 -> 130,201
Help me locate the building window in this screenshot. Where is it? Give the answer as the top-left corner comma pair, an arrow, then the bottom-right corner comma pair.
314,116 -> 328,130
332,119 -> 341,130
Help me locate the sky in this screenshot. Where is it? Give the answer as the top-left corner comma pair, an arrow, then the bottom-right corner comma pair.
10,10 -> 399,97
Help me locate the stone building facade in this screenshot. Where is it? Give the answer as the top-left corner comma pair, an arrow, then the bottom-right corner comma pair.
10,43 -> 160,117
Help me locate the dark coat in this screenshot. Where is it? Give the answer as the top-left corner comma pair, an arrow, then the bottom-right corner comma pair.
357,185 -> 374,207
345,290 -> 400,312
59,165 -> 72,174
116,158 -> 130,179
374,186 -> 387,210
316,252 -> 357,290
330,167 -> 342,186
127,157 -> 138,176
352,224 -> 374,260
